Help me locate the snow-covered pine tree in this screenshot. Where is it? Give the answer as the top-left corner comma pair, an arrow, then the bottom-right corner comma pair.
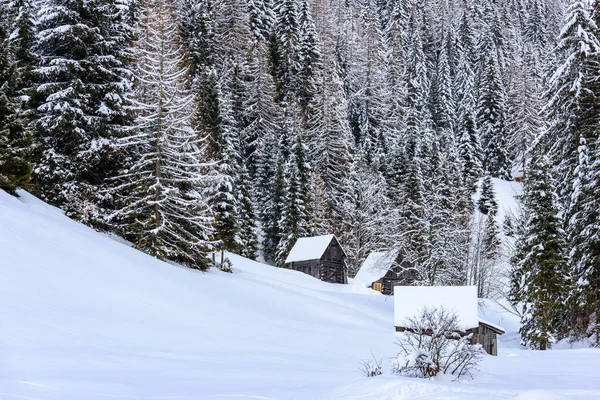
545,0 -> 600,212
276,117 -> 311,267
433,28 -> 456,142
307,41 -> 354,225
339,160 -> 390,276
506,47 -> 544,176
0,0 -> 32,195
477,38 -> 511,180
455,10 -> 482,193
210,84 -> 241,252
248,0 -> 275,42
241,39 -> 281,180
296,0 -> 320,124
478,176 -> 498,216
112,0 -> 215,269
273,0 -> 299,102
510,155 -> 568,350
261,109 -> 291,263
33,0 -> 131,222
235,162 -> 259,260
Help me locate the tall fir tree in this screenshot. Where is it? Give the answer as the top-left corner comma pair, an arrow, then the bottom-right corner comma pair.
33,0 -> 132,222
510,155 -> 568,350
477,39 -> 511,180
111,0 -> 215,269
0,0 -> 32,195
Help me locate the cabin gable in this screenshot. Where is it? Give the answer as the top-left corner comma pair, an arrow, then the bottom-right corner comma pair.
286,235 -> 348,284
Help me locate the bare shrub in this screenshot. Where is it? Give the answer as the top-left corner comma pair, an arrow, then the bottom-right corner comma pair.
391,307 -> 484,379
360,353 -> 383,377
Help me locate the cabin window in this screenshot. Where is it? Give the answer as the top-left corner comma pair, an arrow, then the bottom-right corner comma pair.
373,282 -> 382,292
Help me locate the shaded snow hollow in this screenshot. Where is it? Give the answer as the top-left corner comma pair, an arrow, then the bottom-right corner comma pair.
1,190 -> 600,400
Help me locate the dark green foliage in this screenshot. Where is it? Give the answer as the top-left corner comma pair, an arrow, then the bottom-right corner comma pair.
0,2 -> 32,195
32,0 -> 131,221
510,156 -> 568,350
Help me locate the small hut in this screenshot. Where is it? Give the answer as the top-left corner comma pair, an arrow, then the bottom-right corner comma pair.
393,286 -> 504,356
353,249 -> 416,295
285,234 -> 348,284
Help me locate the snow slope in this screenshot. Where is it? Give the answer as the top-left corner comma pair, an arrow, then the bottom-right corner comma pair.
1,190 -> 600,400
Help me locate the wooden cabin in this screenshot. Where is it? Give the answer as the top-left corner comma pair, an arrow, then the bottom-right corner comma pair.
353,249 -> 416,295
393,286 -> 504,356
467,320 -> 505,356
285,234 -> 348,284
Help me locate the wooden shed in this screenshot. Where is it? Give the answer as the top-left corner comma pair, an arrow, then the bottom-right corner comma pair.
467,320 -> 505,356
393,286 -> 504,356
285,234 -> 348,284
353,249 -> 416,295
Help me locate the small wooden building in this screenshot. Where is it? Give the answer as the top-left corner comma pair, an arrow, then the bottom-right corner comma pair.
353,249 -> 416,295
285,234 -> 348,284
467,320 -> 505,356
393,286 -> 504,356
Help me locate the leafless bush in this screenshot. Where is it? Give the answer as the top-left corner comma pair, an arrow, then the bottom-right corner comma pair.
359,353 -> 383,377
392,307 -> 484,379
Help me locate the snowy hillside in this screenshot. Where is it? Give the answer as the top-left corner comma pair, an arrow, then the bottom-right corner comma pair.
1,190 -> 600,400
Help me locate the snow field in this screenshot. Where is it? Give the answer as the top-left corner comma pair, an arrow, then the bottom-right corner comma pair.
1,190 -> 599,400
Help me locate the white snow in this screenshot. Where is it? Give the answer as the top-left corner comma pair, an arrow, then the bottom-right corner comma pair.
353,249 -> 399,288
478,177 -> 523,227
1,190 -> 600,400
394,286 -> 480,331
284,233 -> 338,263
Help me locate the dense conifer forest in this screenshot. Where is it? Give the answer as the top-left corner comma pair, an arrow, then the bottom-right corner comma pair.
0,0 -> 598,348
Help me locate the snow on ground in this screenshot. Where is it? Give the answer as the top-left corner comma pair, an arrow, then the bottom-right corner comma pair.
482,178 -> 523,227
1,190 -> 600,400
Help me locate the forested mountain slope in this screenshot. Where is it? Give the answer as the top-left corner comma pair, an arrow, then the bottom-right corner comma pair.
1,0 -> 599,347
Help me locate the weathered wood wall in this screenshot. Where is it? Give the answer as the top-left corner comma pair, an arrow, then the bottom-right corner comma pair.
468,324 -> 500,356
375,267 -> 417,295
287,237 -> 348,284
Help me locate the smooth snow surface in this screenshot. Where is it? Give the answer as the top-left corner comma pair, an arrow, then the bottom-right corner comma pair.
353,249 -> 399,288
1,190 -> 600,400
284,234 -> 336,263
394,286 -> 480,330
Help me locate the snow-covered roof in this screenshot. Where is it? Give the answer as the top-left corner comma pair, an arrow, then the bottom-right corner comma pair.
353,250 -> 399,287
394,286 -> 479,331
478,318 -> 505,334
285,234 -> 340,263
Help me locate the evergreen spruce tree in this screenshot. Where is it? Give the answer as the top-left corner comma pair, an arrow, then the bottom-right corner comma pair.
236,162 -> 259,260
510,155 -> 567,350
545,0 -> 600,208
478,176 -> 498,215
210,86 -> 241,252
276,122 -> 311,266
339,160 -> 390,276
111,0 -> 215,269
261,114 -> 290,263
477,39 -> 511,180
0,1 -> 32,195
33,0 -> 132,222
